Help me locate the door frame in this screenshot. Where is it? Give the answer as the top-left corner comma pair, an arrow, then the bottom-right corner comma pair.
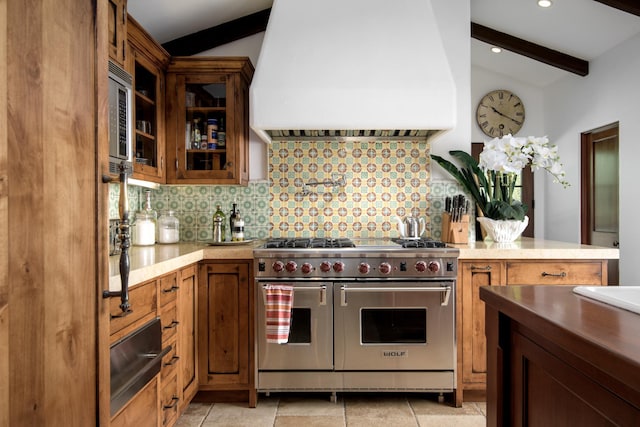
580,122 -> 619,244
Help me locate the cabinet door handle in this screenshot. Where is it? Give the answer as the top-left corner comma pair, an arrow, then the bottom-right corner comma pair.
164,355 -> 180,367
162,285 -> 180,293
541,271 -> 567,278
163,320 -> 179,330
163,396 -> 179,410
470,265 -> 492,271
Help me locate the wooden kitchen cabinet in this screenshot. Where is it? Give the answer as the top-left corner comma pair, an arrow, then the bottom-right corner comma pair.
158,271 -> 180,427
457,258 -> 608,403
127,16 -> 170,183
166,57 -> 254,185
459,260 -> 504,393
178,264 -> 199,411
198,260 -> 256,407
109,266 -> 198,427
107,0 -> 127,66
109,279 -> 160,426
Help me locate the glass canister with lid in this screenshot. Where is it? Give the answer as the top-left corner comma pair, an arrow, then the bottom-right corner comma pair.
132,190 -> 157,246
157,210 -> 180,244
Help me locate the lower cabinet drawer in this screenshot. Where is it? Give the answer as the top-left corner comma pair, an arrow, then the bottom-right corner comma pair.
161,303 -> 179,342
161,374 -> 179,427
506,261 -> 604,285
111,377 -> 158,427
110,279 -> 158,340
162,337 -> 179,383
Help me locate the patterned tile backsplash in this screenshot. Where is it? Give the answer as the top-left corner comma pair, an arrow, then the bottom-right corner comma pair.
109,181 -> 271,242
108,142 -> 474,242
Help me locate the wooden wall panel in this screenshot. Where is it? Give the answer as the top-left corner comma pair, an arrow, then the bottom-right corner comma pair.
0,0 -> 8,425
4,0 -> 98,425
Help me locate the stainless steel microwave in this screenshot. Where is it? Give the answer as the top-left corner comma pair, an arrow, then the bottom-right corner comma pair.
108,60 -> 133,174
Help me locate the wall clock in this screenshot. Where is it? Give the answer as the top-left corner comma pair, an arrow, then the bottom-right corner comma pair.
476,89 -> 525,137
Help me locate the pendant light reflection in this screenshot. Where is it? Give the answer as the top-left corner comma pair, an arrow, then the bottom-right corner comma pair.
537,0 -> 552,7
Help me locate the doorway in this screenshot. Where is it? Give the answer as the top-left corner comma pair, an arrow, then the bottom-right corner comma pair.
580,123 -> 619,285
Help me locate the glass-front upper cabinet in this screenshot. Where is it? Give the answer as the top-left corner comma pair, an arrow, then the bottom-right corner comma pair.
166,58 -> 254,185
127,16 -> 169,183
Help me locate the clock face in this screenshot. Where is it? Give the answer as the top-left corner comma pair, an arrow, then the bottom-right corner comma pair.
476,90 -> 525,138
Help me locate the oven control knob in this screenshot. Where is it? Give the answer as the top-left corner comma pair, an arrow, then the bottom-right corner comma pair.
428,261 -> 441,273
333,261 -> 345,273
301,263 -> 313,274
415,260 -> 427,272
273,261 -> 285,273
285,261 -> 298,273
379,262 -> 392,275
320,261 -> 332,272
358,262 -> 371,275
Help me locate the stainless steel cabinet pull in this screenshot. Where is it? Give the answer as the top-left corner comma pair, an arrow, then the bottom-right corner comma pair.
340,286 -> 451,306
541,271 -> 567,278
261,285 -> 327,305
163,320 -> 179,329
162,285 -> 180,293
163,396 -> 179,410
470,265 -> 492,271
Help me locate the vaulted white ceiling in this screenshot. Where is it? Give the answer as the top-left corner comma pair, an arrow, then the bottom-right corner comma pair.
128,0 -> 640,87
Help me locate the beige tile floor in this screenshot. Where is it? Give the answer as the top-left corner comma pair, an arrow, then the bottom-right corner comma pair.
175,393 -> 486,427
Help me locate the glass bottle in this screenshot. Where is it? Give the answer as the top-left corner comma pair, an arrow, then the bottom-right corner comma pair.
217,116 -> 226,147
231,209 -> 245,241
213,205 -> 226,242
229,202 -> 238,232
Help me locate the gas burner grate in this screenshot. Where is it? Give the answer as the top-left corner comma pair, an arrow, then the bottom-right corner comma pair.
392,238 -> 447,249
263,237 -> 356,249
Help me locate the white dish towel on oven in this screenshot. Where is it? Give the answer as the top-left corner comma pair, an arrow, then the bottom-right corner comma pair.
265,284 -> 294,344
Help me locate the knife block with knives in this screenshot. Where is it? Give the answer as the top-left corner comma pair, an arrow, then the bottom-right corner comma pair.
441,212 -> 469,244
442,194 -> 470,244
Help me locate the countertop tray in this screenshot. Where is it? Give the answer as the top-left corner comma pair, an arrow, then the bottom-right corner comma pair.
206,239 -> 256,246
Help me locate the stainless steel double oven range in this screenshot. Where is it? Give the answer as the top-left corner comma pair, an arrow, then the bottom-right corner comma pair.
254,237 -> 459,400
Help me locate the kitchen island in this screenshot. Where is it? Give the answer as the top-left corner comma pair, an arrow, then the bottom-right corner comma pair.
450,237 -> 619,405
480,285 -> 640,426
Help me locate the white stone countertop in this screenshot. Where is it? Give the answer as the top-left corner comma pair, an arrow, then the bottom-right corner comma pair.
108,237 -> 619,291
451,237 -> 619,260
108,240 -> 263,292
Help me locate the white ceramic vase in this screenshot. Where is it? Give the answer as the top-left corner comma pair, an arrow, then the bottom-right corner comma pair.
477,216 -> 529,243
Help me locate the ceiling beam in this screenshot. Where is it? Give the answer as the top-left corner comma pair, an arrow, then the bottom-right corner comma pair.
162,8 -> 271,56
593,0 -> 640,17
471,22 -> 589,76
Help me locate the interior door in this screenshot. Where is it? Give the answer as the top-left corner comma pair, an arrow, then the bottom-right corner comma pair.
581,123 -> 619,285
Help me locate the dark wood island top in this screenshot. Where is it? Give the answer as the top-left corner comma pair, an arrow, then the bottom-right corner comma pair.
480,285 -> 640,426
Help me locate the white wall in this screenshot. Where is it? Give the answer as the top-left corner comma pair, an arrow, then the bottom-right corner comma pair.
428,0 -> 471,164
197,33 -> 268,181
544,33 -> 640,285
471,66 -> 547,237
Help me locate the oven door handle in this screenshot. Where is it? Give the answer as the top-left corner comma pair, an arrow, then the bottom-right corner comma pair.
261,284 -> 327,305
340,285 -> 451,307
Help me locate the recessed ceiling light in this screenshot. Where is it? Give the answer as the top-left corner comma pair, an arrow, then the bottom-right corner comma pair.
538,0 -> 552,7
491,47 -> 502,53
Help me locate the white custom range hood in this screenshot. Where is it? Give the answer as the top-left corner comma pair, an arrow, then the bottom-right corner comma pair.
250,0 -> 456,143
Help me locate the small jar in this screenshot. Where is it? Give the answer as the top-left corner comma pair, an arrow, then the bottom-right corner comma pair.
132,212 -> 156,246
157,210 -> 180,244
